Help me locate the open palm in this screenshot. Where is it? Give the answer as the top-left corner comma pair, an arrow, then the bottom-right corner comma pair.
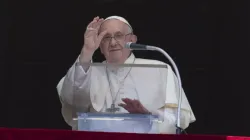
84,16 -> 107,52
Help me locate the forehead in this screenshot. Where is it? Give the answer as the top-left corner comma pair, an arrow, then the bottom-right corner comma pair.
99,19 -> 129,34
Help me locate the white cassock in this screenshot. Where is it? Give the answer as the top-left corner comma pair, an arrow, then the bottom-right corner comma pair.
56,53 -> 196,134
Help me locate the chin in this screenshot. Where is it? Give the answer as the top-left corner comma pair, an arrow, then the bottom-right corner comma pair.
109,51 -> 122,57
107,52 -> 124,63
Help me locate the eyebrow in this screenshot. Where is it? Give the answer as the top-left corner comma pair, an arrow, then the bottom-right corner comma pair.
104,31 -> 124,36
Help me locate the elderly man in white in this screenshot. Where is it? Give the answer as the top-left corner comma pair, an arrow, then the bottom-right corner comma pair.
56,16 -> 196,134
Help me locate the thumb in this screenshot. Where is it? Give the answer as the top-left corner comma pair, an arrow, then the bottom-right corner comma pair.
96,30 -> 107,44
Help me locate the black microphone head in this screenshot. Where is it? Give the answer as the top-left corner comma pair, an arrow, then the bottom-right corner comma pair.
125,42 -> 133,49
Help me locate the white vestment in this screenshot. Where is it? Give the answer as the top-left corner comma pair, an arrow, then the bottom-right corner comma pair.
56,53 -> 196,134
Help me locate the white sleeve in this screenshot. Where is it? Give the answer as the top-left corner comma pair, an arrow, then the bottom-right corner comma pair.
56,56 -> 92,128
153,108 -> 191,134
156,63 -> 195,133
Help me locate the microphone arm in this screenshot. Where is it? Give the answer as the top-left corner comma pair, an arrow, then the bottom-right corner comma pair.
126,43 -> 183,135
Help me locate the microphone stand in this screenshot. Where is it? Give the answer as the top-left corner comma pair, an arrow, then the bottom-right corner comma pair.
129,45 -> 183,135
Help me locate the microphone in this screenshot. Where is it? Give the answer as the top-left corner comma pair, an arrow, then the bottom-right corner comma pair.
125,42 -> 184,135
125,42 -> 156,50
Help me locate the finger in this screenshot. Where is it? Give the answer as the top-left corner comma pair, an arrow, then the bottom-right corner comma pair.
118,103 -> 126,107
118,103 -> 129,110
91,19 -> 101,29
87,20 -> 97,29
121,98 -> 128,103
122,98 -> 134,107
92,18 -> 104,28
118,103 -> 136,113
96,30 -> 107,44
118,102 -> 128,108
123,99 -> 140,107
95,18 -> 104,30
122,98 -> 133,103
124,99 -> 138,113
87,16 -> 99,28
122,104 -> 136,113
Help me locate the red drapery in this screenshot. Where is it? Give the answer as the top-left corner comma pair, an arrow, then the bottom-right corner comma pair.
0,128 -> 249,140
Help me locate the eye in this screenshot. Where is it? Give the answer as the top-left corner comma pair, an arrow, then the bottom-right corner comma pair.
104,35 -> 111,38
115,34 -> 124,38
116,34 -> 123,37
103,36 -> 111,41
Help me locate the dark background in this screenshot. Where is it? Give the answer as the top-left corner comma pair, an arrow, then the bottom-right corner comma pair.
2,0 -> 248,136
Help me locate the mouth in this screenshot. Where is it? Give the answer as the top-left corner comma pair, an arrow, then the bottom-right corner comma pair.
109,49 -> 121,52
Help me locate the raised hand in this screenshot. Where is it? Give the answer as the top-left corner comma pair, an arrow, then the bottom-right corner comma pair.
80,16 -> 107,63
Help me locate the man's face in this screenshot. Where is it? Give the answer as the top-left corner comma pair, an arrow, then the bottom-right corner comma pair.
99,19 -> 136,63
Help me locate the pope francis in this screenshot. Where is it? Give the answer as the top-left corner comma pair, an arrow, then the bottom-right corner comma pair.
56,16 -> 196,134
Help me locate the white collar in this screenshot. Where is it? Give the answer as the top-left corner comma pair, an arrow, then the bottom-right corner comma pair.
124,53 -> 135,64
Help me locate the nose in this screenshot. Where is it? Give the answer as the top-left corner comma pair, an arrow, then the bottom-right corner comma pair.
110,37 -> 117,47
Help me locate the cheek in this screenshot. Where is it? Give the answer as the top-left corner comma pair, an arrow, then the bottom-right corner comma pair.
100,45 -> 108,54
122,48 -> 131,55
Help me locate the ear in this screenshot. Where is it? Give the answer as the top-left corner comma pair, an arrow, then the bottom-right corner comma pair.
130,34 -> 137,43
